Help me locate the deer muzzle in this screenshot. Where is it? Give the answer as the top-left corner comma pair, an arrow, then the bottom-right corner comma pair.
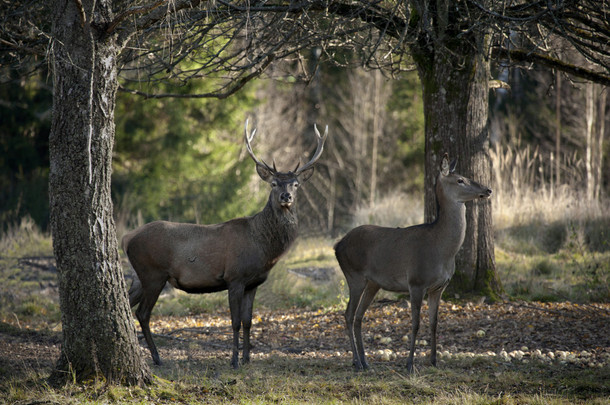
280,192 -> 294,207
480,188 -> 492,198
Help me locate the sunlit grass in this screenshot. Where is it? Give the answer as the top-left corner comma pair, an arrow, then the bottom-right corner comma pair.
491,143 -> 610,302
0,216 -> 52,258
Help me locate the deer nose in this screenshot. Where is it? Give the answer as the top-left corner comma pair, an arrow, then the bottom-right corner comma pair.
480,188 -> 492,198
280,192 -> 293,205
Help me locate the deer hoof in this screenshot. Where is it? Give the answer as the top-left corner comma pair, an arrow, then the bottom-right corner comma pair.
352,360 -> 369,371
231,357 -> 240,369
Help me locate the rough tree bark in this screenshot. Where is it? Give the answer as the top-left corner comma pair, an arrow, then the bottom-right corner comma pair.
413,34 -> 503,298
48,0 -> 150,385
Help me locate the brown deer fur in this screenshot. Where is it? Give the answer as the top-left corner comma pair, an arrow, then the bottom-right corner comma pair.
335,154 -> 492,372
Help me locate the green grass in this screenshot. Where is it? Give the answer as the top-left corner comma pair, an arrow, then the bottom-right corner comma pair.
0,217 -> 60,328
495,219 -> 610,302
3,353 -> 608,404
0,216 -> 53,258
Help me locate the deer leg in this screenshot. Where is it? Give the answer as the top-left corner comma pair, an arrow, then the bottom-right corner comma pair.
134,279 -> 166,366
344,277 -> 366,369
427,286 -> 446,367
406,287 -> 424,373
128,278 -> 143,307
352,280 -> 380,370
241,287 -> 257,365
228,284 -> 245,369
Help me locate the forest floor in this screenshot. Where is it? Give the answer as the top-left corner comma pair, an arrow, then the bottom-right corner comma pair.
0,301 -> 610,404
1,256 -> 609,403
2,299 -> 610,373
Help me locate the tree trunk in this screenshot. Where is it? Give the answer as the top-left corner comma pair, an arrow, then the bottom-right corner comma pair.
413,36 -> 503,298
555,71 -> 562,189
595,88 -> 606,200
369,70 -> 382,207
585,81 -> 594,201
49,0 -> 150,385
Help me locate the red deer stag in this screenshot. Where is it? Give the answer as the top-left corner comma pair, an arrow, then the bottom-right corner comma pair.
334,154 -> 492,372
123,120 -> 328,368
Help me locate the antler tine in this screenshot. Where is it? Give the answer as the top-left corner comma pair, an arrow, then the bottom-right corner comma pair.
295,124 -> 328,174
244,119 -> 273,170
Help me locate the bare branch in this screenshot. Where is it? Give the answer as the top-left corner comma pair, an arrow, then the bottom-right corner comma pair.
493,48 -> 610,86
72,0 -> 87,27
3,0 -> 609,91
119,52 -> 275,99
106,0 -> 167,35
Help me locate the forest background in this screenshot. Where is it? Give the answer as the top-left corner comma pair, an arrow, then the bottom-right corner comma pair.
1,49 -> 609,303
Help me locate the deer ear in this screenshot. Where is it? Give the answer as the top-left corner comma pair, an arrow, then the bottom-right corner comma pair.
449,157 -> 458,173
297,166 -> 315,183
256,164 -> 275,183
441,154 -> 450,176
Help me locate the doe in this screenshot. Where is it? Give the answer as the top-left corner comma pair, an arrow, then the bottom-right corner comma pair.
334,154 -> 492,372
123,120 -> 327,368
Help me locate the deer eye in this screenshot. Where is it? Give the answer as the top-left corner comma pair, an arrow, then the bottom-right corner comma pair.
457,178 -> 464,184
271,181 -> 278,187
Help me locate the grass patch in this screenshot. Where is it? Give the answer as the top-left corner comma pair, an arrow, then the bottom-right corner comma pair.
2,354 -> 608,404
0,218 -> 59,327
496,236 -> 610,302
154,290 -> 229,316
0,216 -> 52,258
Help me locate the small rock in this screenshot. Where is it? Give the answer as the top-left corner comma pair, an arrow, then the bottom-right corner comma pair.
377,349 -> 395,361
513,350 -> 525,360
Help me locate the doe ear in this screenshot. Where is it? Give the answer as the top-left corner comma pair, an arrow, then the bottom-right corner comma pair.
256,164 -> 275,183
441,153 -> 450,176
449,157 -> 458,173
297,166 -> 315,183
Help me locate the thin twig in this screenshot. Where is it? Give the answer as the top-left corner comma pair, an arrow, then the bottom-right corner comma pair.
72,0 -> 87,27
106,0 -> 167,34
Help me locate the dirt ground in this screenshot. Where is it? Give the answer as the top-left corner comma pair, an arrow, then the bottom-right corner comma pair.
1,299 -> 609,380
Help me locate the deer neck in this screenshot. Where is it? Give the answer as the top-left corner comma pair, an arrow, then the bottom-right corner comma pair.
432,182 -> 467,259
252,199 -> 299,260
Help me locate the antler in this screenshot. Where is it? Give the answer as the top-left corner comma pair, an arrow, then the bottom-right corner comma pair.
244,119 -> 274,171
295,124 -> 328,174
245,119 -> 327,174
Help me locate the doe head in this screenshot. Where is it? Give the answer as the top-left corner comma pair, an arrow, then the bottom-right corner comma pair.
439,153 -> 492,203
244,119 -> 328,210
